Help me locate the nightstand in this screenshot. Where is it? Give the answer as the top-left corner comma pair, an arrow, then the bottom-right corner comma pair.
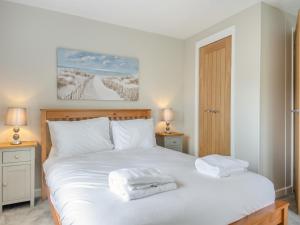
156,132 -> 184,152
0,141 -> 37,212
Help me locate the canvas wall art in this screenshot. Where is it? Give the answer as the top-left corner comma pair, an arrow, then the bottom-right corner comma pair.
57,48 -> 139,101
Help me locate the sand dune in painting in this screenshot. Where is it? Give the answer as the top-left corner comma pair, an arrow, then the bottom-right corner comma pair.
57,68 -> 139,101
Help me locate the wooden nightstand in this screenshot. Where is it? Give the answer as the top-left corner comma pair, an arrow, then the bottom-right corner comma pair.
0,141 -> 37,212
156,132 -> 184,152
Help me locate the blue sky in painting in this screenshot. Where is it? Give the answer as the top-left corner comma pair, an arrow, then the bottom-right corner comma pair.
57,48 -> 139,75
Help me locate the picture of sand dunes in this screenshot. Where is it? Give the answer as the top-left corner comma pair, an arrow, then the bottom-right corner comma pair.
57,48 -> 139,101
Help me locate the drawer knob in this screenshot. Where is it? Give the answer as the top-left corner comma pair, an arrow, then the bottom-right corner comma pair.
15,155 -> 20,159
3,183 -> 7,187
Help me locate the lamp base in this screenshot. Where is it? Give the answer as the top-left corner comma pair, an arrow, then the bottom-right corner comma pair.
163,131 -> 175,134
11,127 -> 22,145
165,121 -> 172,133
10,140 -> 22,145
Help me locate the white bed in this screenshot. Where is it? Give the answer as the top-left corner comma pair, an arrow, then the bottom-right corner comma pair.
44,146 -> 275,225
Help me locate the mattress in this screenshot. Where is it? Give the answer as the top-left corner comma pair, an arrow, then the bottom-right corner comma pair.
43,147 -> 275,225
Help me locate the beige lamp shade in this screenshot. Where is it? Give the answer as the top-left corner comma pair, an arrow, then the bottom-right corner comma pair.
5,107 -> 28,126
163,108 -> 174,122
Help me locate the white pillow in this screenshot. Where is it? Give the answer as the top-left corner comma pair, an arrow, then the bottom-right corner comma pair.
48,147 -> 57,158
111,119 -> 156,150
48,117 -> 113,157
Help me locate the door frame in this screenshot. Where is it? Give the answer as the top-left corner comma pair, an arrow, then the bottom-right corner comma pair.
194,26 -> 236,157
291,26 -> 295,191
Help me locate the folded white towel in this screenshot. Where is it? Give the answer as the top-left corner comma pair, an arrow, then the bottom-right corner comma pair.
195,154 -> 249,178
109,167 -> 175,186
203,154 -> 249,168
109,168 -> 177,201
127,182 -> 173,191
110,182 -> 177,201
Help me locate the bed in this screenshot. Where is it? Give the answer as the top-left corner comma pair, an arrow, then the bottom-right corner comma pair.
40,109 -> 289,225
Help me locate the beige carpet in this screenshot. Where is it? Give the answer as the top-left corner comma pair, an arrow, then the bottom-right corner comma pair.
1,196 -> 300,225
0,200 -> 53,225
282,194 -> 300,225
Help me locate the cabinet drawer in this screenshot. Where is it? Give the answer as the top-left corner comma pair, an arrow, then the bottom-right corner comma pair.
165,144 -> 182,152
165,137 -> 182,146
3,150 -> 31,164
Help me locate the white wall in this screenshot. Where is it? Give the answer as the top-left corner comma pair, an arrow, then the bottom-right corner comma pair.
260,3 -> 296,194
0,1 -> 184,190
183,4 -> 262,172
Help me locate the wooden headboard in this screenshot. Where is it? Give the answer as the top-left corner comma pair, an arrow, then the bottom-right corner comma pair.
40,108 -> 151,200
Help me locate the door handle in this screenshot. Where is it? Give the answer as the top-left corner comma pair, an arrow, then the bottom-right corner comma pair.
292,109 -> 300,113
204,109 -> 219,113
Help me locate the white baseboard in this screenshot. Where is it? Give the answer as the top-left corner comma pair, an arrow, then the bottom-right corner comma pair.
275,185 -> 293,198
35,188 -> 41,198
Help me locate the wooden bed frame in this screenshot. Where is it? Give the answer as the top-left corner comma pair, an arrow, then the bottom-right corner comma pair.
40,108 -> 289,225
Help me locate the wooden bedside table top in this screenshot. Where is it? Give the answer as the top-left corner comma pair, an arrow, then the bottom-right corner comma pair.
0,141 -> 38,149
156,132 -> 184,137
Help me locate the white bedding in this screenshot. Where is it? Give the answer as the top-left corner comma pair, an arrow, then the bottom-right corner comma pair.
44,147 -> 275,225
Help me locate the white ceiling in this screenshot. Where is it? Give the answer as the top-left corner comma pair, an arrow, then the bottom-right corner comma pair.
263,0 -> 300,16
4,0 -> 300,39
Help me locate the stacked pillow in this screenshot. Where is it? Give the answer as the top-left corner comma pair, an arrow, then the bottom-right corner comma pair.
48,117 -> 113,157
111,119 -> 156,150
48,117 -> 156,158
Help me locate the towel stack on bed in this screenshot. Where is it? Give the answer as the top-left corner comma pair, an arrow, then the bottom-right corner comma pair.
109,168 -> 177,201
195,154 -> 249,178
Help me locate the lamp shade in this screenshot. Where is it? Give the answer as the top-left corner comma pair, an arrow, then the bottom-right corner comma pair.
5,107 -> 27,126
163,108 -> 174,122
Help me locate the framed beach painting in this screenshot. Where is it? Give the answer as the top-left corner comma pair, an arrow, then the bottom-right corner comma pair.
56,48 -> 139,101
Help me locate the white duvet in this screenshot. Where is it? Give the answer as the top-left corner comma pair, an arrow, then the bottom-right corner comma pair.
44,147 -> 275,225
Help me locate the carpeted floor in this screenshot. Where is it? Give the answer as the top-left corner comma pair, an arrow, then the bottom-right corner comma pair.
0,200 -> 53,225
281,194 -> 300,225
1,195 -> 300,225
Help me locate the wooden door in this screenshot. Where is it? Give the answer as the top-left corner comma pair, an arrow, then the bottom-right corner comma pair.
295,11 -> 300,214
199,36 -> 231,157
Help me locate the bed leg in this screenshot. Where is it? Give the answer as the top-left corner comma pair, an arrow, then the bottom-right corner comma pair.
281,202 -> 288,225
41,172 -> 48,200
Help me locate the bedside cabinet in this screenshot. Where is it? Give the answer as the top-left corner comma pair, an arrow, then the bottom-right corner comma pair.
156,132 -> 184,152
0,141 -> 36,212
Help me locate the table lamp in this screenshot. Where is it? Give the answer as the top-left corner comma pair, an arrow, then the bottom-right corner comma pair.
5,107 -> 27,145
162,108 -> 174,133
